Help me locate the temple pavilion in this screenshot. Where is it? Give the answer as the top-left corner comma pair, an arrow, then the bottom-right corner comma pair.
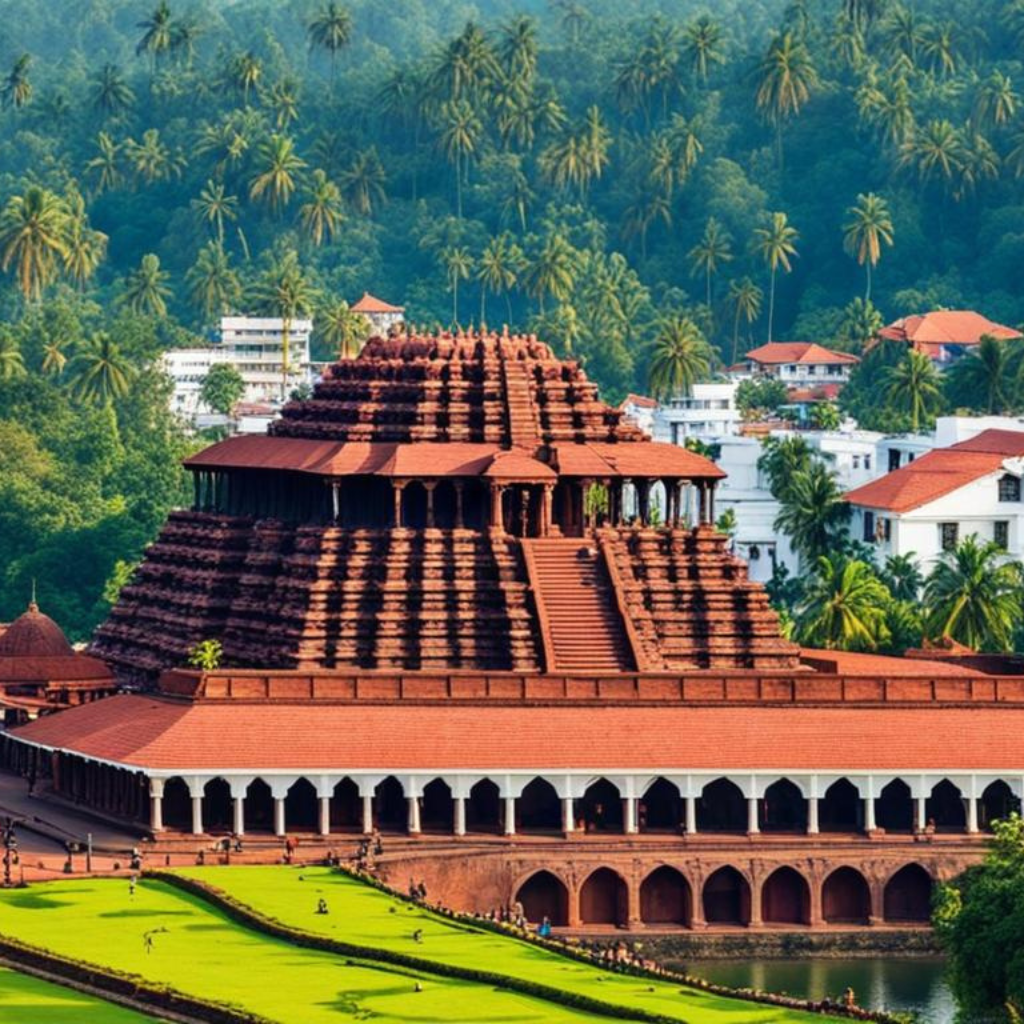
5,329 -> 1024,932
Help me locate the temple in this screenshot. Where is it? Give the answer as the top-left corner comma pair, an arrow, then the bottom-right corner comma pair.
4,329 -> 1023,933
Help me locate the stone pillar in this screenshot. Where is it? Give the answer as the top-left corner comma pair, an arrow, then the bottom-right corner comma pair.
362,794 -> 373,835
453,796 -> 466,836
747,796 -> 760,835
319,796 -> 331,836
636,479 -> 651,525
696,485 -> 707,526
562,797 -> 574,834
624,797 -> 638,835
490,484 -> 505,533
967,795 -> 979,834
149,778 -> 164,833
807,797 -> 819,834
749,878 -> 763,927
541,484 -> 554,537
708,482 -> 717,525
407,796 -> 421,835
233,796 -> 245,836
454,482 -> 465,529
685,795 -> 697,835
504,796 -> 516,836
864,794 -> 876,832
519,488 -> 531,537
191,794 -> 204,836
665,480 -> 676,528
916,794 -> 927,832
331,481 -> 341,523
273,797 -> 286,837
424,481 -> 437,528
392,481 -> 405,528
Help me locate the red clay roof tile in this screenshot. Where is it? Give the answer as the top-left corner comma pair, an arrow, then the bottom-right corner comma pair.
744,342 -> 859,366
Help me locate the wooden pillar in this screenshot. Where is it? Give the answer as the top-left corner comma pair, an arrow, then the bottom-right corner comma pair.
454,482 -> 465,529
424,481 -> 437,528
490,484 -> 505,533
392,481 -> 406,528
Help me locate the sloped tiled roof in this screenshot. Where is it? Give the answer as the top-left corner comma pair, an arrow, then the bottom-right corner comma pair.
845,429 -> 1024,512
350,292 -> 404,314
879,310 -> 1021,349
745,342 -> 859,366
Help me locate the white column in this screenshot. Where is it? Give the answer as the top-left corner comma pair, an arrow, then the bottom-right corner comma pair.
319,796 -> 331,836
362,794 -> 373,835
562,796 -> 574,834
504,796 -> 516,835
453,796 -> 466,836
685,795 -> 697,834
747,796 -> 760,835
625,797 -> 638,834
233,796 -> 245,836
149,778 -> 164,833
191,795 -> 204,836
916,794 -> 927,832
967,796 -> 979,834
807,797 -> 819,835
864,795 -> 876,832
407,797 -> 421,834
273,797 -> 286,837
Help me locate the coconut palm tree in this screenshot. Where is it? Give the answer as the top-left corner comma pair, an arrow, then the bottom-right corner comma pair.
307,2 -> 352,94
231,51 -> 263,107
62,189 -> 107,290
125,128 -> 185,185
91,64 -> 135,117
249,134 -> 306,215
192,180 -> 239,246
753,211 -> 799,343
757,434 -> 814,501
523,233 -> 575,315
837,297 -> 883,353
972,71 -> 1019,134
318,298 -> 368,360
727,277 -> 763,364
299,169 -> 343,247
797,556 -> 892,650
921,21 -> 959,78
438,99 -> 482,220
884,349 -> 943,430
900,119 -> 964,190
68,332 -> 135,405
41,337 -> 68,376
774,461 -> 850,566
136,1 -> 175,76
477,233 -> 522,325
687,216 -> 733,312
944,336 -> 1016,414
0,329 -> 27,381
923,536 -> 1024,651
186,243 -> 241,321
500,15 -> 538,81
881,553 -> 924,603
683,15 -> 725,84
647,315 -> 713,400
1,54 -> 33,111
119,253 -> 171,317
250,251 -> 318,400
339,148 -> 387,217
843,193 -> 894,301
754,31 -> 818,165
439,246 -> 473,325
85,132 -> 124,195
267,79 -> 301,131
0,185 -> 69,302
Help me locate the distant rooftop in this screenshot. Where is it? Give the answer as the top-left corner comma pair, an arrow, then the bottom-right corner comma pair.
744,342 -> 859,365
351,292 -> 405,314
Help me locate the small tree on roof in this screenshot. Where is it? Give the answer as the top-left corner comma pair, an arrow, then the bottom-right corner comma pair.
187,638 -> 222,670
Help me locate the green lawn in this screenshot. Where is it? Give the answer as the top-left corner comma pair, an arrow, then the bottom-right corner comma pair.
0,965 -> 157,1023
0,879 -> 607,1023
176,865 -> 826,1024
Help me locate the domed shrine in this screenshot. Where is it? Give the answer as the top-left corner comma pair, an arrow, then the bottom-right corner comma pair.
6,329 -> 1024,935
0,601 -> 115,726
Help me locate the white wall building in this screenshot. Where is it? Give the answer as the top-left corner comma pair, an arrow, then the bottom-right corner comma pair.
652,382 -> 741,444
740,342 -> 859,386
163,316 -> 314,420
619,393 -> 658,436
847,427 -> 1024,574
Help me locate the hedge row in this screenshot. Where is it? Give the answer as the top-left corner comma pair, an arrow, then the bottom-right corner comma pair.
148,870 -> 684,1024
0,934 -> 273,1024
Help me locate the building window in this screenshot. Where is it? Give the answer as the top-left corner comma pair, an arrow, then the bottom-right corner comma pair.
888,449 -> 900,472
940,522 -> 959,552
880,517 -> 891,542
852,455 -> 861,470
995,520 -> 1009,550
864,455 -> 871,471
862,510 -> 875,542
998,475 -> 1021,502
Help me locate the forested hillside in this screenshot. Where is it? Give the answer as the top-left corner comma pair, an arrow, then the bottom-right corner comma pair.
2,0 -> 1024,636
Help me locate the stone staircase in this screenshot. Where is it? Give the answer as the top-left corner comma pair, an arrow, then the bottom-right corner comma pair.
525,539 -> 634,673
500,352 -> 540,447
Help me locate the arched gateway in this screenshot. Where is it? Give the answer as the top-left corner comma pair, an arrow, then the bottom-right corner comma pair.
2,330 -> 1020,934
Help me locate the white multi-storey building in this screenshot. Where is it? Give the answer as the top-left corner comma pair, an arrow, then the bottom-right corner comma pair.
652,382 -> 741,444
163,316 -> 314,420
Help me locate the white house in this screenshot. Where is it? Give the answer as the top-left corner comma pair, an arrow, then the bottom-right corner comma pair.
846,428 -> 1024,572
652,382 -> 741,444
350,293 -> 405,335
740,342 -> 859,387
163,316 -> 314,420
618,393 -> 658,436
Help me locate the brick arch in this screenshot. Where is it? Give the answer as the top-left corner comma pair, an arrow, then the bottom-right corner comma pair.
883,863 -> 934,922
702,865 -> 751,925
640,865 -> 691,926
822,866 -> 872,924
514,869 -> 569,927
761,865 -> 810,925
579,866 -> 628,926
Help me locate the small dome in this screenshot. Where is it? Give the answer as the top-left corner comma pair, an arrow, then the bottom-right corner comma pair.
0,602 -> 74,658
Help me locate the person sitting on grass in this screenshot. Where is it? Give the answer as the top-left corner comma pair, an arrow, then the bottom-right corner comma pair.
412,928 -> 423,943
316,898 -> 329,914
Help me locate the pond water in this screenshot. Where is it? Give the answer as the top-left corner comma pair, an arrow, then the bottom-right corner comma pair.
684,957 -> 958,1023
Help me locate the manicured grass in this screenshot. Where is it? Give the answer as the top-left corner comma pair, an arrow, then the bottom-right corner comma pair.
177,865 -> 826,1024
0,879 -> 608,1023
0,965 -> 157,1023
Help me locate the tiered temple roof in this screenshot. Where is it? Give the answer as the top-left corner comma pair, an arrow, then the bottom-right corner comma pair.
91,330 -> 798,683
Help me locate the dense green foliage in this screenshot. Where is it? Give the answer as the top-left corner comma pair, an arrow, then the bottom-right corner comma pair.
935,815 -> 1024,1019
